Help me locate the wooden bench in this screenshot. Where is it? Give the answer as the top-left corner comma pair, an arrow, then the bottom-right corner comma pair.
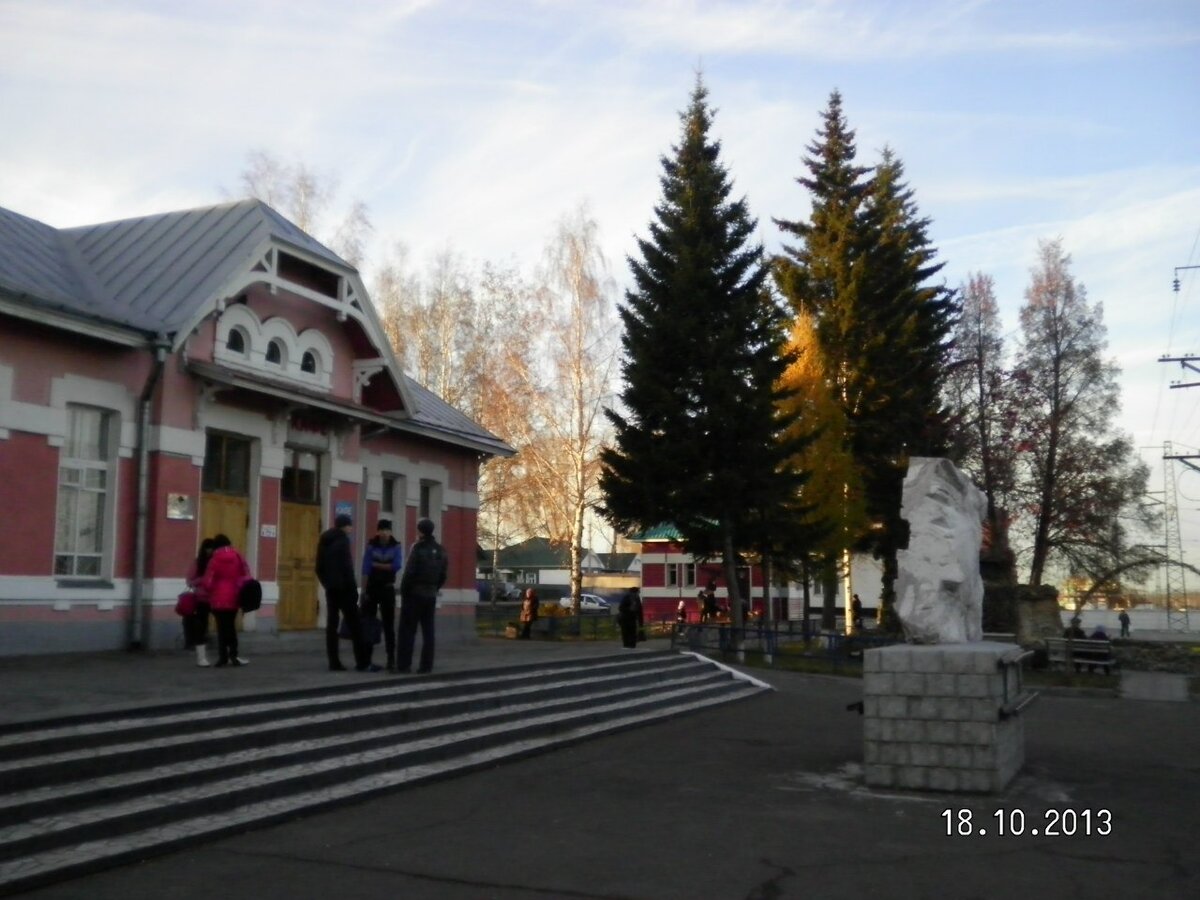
1044,637 -> 1118,674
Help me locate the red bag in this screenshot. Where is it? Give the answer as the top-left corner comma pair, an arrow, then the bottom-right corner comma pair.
175,591 -> 197,617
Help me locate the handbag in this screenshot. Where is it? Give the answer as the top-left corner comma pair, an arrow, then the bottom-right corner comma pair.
340,613 -> 383,645
175,591 -> 196,617
237,578 -> 263,613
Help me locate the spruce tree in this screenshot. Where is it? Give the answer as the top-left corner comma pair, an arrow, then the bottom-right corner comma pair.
775,92 -> 957,631
601,78 -> 809,629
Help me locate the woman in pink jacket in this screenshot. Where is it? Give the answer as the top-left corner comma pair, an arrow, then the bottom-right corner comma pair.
184,538 -> 216,667
200,533 -> 250,667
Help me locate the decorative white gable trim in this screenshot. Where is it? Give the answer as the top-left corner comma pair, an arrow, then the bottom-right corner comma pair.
352,358 -> 385,403
172,236 -> 417,418
213,304 -> 334,391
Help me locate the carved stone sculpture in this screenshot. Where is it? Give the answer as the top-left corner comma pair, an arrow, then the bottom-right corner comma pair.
894,457 -> 986,643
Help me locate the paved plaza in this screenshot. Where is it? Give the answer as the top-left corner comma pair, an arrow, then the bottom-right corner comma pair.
2,634 -> 1197,899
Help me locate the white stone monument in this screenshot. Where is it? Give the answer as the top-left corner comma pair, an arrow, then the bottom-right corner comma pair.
862,457 -> 1032,794
894,457 -> 986,644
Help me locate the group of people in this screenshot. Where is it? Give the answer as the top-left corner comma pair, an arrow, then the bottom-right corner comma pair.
183,534 -> 251,667
181,514 -> 448,675
316,515 -> 448,674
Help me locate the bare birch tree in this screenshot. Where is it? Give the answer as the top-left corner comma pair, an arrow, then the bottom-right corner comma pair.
237,149 -> 373,267
515,206 -> 619,612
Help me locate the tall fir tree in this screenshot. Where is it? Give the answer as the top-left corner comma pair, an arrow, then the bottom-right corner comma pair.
601,77 -> 811,629
775,92 -> 957,631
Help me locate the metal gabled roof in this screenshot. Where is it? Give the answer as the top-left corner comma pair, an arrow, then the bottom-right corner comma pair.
0,199 -> 351,336
0,205 -> 105,325
0,198 -> 513,458
62,199 -> 350,334
401,377 -> 512,457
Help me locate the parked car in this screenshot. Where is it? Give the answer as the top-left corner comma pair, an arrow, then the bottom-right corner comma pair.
558,593 -> 611,613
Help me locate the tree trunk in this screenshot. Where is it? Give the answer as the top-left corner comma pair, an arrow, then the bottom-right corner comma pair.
570,500 -> 585,614
723,526 -> 742,648
821,556 -> 837,631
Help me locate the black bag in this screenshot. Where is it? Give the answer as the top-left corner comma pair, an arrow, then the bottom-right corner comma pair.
339,613 -> 382,645
237,578 -> 263,613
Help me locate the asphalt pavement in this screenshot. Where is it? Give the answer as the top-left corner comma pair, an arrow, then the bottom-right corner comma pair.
2,633 -> 1198,899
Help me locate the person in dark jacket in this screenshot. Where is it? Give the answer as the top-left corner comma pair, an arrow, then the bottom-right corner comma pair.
361,519 -> 403,671
316,514 -> 375,672
617,586 -> 644,649
397,517 -> 448,673
519,587 -> 539,639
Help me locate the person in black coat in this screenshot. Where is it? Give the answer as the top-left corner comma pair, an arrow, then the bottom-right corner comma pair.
316,514 -> 375,672
397,518 -> 449,674
617,587 -> 644,649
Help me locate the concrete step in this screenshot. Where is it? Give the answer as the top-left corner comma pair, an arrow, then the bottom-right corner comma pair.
0,650 -> 769,896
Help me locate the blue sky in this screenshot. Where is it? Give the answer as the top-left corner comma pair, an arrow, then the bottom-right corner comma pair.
3,0 -> 1200,574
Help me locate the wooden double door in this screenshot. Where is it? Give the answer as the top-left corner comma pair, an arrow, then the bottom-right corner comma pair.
200,493 -> 249,552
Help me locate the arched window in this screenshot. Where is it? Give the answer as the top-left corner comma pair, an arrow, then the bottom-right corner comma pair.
226,328 -> 247,354
265,339 -> 284,366
301,350 -> 318,374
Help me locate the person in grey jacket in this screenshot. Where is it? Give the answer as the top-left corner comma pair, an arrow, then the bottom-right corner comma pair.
396,517 -> 448,674
316,514 -> 375,672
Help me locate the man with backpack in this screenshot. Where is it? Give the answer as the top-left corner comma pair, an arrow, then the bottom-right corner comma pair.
397,517 -> 449,674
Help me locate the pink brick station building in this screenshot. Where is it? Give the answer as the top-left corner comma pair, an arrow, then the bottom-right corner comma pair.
0,199 -> 511,655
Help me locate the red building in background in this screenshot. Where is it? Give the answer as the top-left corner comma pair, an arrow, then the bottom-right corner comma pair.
633,525 -> 772,622
0,199 -> 510,655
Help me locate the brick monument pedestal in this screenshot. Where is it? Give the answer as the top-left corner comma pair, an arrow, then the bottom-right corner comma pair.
862,643 -> 1032,794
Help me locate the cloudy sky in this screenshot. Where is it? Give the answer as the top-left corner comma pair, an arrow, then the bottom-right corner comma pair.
4,0 -> 1200,573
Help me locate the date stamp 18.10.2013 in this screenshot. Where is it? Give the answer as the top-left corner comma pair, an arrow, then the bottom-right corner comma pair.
942,808 -> 1112,837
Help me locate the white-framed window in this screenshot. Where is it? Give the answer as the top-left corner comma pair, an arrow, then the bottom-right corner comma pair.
666,562 -> 696,588
54,405 -> 115,578
418,479 -> 443,535
301,350 -> 318,374
226,327 -> 248,355
265,339 -> 285,367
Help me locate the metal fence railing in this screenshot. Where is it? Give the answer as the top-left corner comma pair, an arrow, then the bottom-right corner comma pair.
669,620 -> 901,671
475,605 -> 622,641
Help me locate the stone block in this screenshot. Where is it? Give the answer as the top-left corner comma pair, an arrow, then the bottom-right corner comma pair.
878,719 -> 897,741
971,746 -> 997,769
877,646 -> 912,673
863,649 -> 884,673
879,743 -> 911,766
863,697 -> 880,718
926,673 -> 958,696
964,698 -> 999,722
895,719 -> 926,742
909,697 -> 943,719
896,767 -> 928,790
863,718 -> 882,741
926,721 -> 959,744
927,768 -> 960,792
879,697 -> 908,718
863,672 -> 896,696
910,647 -> 949,673
942,746 -> 973,769
910,743 -> 941,766
863,739 -> 881,763
894,673 -> 926,695
959,721 -> 995,745
954,674 -> 994,698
